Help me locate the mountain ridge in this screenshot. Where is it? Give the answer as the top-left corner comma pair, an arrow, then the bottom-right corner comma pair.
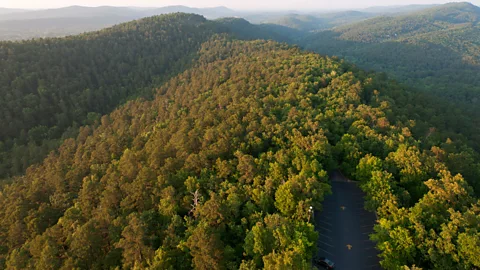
0,5 -> 237,22
334,2 -> 480,43
0,5 -> 239,40
0,6 -> 140,21
0,33 -> 479,269
0,13 -> 296,179
0,7 -> 28,15
258,11 -> 375,31
361,4 -> 439,14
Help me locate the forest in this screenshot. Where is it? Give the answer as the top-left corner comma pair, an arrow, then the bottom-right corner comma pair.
0,7 -> 479,270
0,13 -> 291,181
300,2 -> 480,112
299,2 -> 480,163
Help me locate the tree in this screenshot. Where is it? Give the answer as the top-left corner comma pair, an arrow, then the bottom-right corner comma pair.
36,240 -> 61,270
186,225 -> 225,270
355,154 -> 383,183
115,214 -> 154,269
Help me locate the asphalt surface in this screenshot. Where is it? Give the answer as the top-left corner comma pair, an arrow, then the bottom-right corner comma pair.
314,171 -> 381,270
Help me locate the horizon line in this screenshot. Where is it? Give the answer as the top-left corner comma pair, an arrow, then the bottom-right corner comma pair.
2,2 -> 472,12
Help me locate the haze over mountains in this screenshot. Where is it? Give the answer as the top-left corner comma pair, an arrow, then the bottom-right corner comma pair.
0,8 -> 28,15
0,5 -> 237,40
0,5 -> 238,21
0,3 -> 458,40
361,4 -> 439,13
247,11 -> 376,31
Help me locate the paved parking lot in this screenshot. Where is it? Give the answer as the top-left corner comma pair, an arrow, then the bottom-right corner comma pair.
314,171 -> 381,269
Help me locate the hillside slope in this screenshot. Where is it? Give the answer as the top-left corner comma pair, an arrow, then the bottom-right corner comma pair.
302,2 -> 480,89
0,13 -> 293,179
257,11 -> 374,32
0,38 -> 478,269
335,2 -> 480,42
300,3 -> 480,147
144,5 -> 236,18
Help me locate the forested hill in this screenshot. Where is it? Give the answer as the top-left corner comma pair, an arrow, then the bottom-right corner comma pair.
300,2 -> 480,106
256,11 -> 375,32
334,2 -> 480,42
0,11 -> 479,269
300,2 -> 480,153
0,38 -> 479,269
0,13 -> 293,180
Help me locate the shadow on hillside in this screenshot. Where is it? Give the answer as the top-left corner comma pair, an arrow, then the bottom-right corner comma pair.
300,30 -> 480,105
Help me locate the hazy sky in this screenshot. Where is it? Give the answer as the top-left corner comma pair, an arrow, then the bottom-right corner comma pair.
1,0 -> 479,10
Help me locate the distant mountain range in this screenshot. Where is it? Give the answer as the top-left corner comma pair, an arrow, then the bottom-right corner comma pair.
253,11 -> 375,32
0,6 -> 136,20
335,2 -> 480,42
0,5 -> 238,40
360,4 -> 439,14
147,5 -> 236,18
0,5 -> 236,21
0,3 -> 441,40
0,7 -> 27,15
0,16 -> 138,40
0,3 -> 478,41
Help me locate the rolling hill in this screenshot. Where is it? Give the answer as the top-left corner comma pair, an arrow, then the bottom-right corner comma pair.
0,6 -> 144,40
0,15 -> 478,269
335,2 -> 480,42
0,6 -> 140,21
257,11 -> 374,32
301,2 -> 480,111
145,5 -> 236,18
0,5 -> 236,22
0,3 -> 462,41
0,8 -> 27,15
361,4 -> 438,14
2,4 -> 472,41
0,5 -> 238,41
0,16 -> 138,41
0,13 -> 296,180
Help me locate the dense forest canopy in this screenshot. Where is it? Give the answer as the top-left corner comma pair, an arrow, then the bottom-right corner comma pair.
298,2 -> 480,160
300,3 -> 480,107
0,7 -> 479,270
252,11 -> 375,32
0,13 -> 293,181
1,36 -> 479,269
334,2 -> 480,42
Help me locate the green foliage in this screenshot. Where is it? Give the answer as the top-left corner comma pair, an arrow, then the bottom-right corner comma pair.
370,170 -> 479,269
244,214 -> 317,269
300,3 -> 480,162
0,13 -> 294,180
0,11 -> 479,269
0,38 -> 340,269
